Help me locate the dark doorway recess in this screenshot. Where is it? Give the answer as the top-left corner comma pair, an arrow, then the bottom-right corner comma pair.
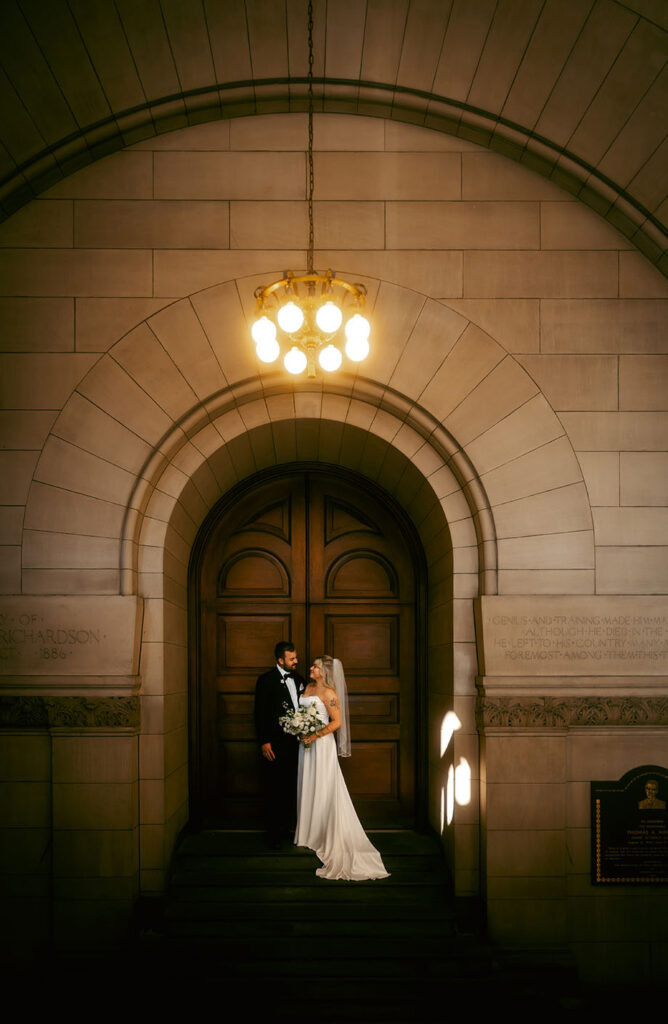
189,464 -> 427,829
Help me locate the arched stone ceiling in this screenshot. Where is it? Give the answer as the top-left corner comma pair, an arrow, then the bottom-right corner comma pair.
0,0 -> 665,270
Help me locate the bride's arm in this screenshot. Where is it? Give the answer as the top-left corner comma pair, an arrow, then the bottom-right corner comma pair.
303,692 -> 341,744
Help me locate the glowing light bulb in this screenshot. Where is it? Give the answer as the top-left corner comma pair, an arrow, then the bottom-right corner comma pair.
251,315 -> 276,346
255,337 -> 280,363
345,335 -> 370,362
318,344 -> 342,372
284,347 -> 307,375
315,301 -> 342,333
345,313 -> 370,343
277,301 -> 304,333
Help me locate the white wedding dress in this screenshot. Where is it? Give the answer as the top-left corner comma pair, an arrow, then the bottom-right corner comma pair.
295,695 -> 389,880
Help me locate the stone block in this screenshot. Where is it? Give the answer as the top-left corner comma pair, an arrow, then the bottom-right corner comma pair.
540,202 -> 631,249
420,323 -> 504,419
230,200 -> 307,248
313,152 -> 460,200
0,297 -> 74,352
53,782 -> 138,829
44,152 -> 152,199
0,733 -> 50,780
384,120 -> 477,151
314,201 -> 385,249
0,451 -> 38,504
0,249 -> 152,296
52,736 -> 138,784
498,569 -> 595,594
153,248 -> 303,297
517,355 -> 618,411
113,322 -> 198,421
0,200 -> 73,247
388,298 -> 467,400
154,151 -> 305,199
597,547 -> 668,594
21,567 -> 119,595
577,452 -> 619,506
463,251 -> 618,298
35,435 -> 135,505
487,783 -> 566,830
386,201 -> 539,249
75,297 -> 170,352
0,782 -> 51,826
148,299 -> 227,401
498,531 -> 594,570
75,199 -> 230,248
53,392 -> 151,473
494,482 -> 592,542
560,412 -> 668,451
229,112 -> 306,150
0,828 -> 50,873
467,395 -> 565,477
0,354 -> 97,409
314,250 -> 463,298
0,507 -> 23,545
54,828 -> 138,877
485,734 -> 567,783
79,353 -> 174,445
445,298 -> 540,353
487,898 -> 568,945
22,531 -> 118,569
593,508 -> 668,546
462,152 -> 571,200
481,435 -> 582,506
621,453 -> 668,506
311,114 -> 384,151
569,730 -> 668,781
132,120 -> 230,151
24,481 -> 124,539
620,253 -> 668,298
540,299 -> 668,354
0,410 -> 57,450
620,356 -> 668,410
487,829 -> 566,876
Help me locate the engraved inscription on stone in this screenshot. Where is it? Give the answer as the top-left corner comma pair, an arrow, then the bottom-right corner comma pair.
0,597 -> 141,675
476,597 -> 668,676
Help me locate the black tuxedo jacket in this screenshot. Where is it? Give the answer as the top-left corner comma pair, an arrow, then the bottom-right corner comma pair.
254,666 -> 306,748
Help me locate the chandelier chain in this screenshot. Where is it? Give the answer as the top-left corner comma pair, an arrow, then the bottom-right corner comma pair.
307,0 -> 314,273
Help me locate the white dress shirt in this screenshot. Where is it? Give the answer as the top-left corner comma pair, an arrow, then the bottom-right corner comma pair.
277,664 -> 299,710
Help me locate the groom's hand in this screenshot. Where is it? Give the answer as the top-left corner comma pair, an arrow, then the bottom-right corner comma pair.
262,742 -> 276,761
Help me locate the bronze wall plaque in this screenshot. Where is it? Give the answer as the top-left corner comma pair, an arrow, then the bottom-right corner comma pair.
592,765 -> 668,884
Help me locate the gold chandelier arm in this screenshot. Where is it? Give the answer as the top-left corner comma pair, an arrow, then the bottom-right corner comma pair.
256,273 -> 367,305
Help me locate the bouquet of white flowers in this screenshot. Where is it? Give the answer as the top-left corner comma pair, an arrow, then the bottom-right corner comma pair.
279,703 -> 326,748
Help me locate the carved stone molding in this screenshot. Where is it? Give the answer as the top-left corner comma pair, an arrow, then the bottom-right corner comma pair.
477,695 -> 668,730
0,696 -> 140,729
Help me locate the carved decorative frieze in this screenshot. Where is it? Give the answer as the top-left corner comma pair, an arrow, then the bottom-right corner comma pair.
0,695 -> 140,729
477,695 -> 668,730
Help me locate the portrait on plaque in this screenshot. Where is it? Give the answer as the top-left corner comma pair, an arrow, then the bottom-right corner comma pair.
591,765 -> 668,884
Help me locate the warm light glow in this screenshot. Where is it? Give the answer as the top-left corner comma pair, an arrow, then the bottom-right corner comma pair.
446,764 -> 455,825
440,786 -> 446,834
345,313 -> 370,343
315,300 -> 343,333
284,346 -> 308,375
255,337 -> 280,363
319,344 -> 342,372
455,757 -> 471,806
251,315 -> 276,345
440,711 -> 462,758
345,335 -> 370,362
277,301 -> 304,333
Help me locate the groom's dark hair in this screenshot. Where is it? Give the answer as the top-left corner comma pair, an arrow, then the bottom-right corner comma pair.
275,640 -> 296,661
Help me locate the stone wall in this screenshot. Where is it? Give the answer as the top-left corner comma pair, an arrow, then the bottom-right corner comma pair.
0,112 -> 666,975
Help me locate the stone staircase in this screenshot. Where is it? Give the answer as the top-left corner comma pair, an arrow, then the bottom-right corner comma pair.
152,830 -> 492,1019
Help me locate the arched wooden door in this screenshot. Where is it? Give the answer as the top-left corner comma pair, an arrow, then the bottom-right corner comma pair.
194,468 -> 420,828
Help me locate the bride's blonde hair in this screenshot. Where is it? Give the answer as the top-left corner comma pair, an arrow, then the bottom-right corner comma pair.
314,655 -> 336,689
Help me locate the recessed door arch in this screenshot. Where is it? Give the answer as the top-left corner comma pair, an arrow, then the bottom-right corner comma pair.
189,464 -> 426,829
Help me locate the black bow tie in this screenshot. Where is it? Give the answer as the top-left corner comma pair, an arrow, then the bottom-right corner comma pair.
282,672 -> 294,681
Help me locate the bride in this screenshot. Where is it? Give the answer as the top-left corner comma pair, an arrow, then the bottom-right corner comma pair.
295,655 -> 389,880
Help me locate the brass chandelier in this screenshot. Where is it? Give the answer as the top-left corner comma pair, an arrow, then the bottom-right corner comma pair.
250,2 -> 371,378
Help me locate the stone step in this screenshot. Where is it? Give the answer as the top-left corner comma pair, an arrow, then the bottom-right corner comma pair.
172,853 -> 446,874
177,830 -> 441,857
170,866 -> 447,886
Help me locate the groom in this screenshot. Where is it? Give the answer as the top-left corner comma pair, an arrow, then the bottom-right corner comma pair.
254,641 -> 306,848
